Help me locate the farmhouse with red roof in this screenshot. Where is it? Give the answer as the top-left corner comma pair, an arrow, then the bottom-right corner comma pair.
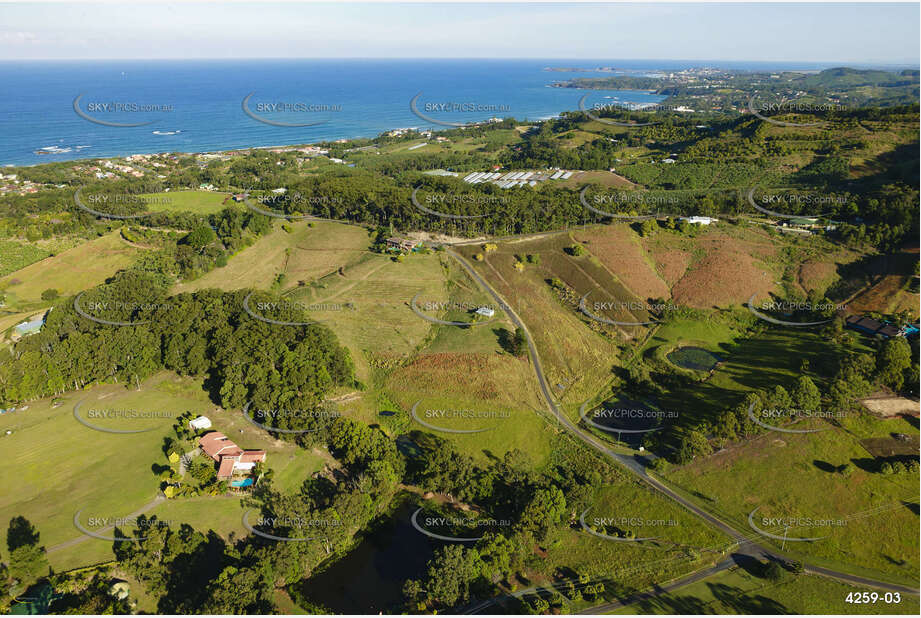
198,431 -> 266,481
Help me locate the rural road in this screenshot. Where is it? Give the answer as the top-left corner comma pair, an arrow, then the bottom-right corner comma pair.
576,558 -> 737,614
446,249 -> 919,605
47,495 -> 165,554
461,558 -> 738,615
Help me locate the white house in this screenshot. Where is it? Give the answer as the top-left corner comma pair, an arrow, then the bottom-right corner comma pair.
189,416 -> 212,431
681,216 -> 717,226
475,307 -> 495,318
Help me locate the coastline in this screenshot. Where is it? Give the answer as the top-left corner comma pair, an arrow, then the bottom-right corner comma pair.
0,58 -> 671,168
5,100 -> 621,167
8,118 -> 515,169
12,138 -> 370,169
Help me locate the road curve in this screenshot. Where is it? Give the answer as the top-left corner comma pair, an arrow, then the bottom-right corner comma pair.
47,495 -> 165,553
446,249 -> 919,598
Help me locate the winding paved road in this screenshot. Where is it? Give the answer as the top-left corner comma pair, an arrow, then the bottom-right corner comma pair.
446,249 -> 919,608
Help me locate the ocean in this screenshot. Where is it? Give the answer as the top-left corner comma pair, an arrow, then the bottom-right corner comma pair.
0,58 -> 888,166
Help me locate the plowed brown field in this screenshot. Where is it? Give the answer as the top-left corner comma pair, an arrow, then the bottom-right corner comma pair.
672,246 -> 776,309
573,226 -> 670,300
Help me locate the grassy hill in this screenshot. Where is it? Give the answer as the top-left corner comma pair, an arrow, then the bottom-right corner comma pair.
613,566 -> 920,615
0,231 -> 141,311
171,219 -> 373,295
140,190 -> 230,215
664,409 -> 919,584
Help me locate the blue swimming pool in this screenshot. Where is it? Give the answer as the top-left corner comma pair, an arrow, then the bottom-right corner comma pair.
230,478 -> 254,488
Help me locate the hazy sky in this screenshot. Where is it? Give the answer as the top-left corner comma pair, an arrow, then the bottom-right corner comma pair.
0,1 -> 918,64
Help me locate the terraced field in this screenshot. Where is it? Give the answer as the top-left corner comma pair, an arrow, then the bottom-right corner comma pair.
456,233 -> 625,406
172,220 -> 373,295
282,250 -> 447,383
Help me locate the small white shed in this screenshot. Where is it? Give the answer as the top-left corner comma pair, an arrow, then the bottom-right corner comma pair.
189,416 -> 212,431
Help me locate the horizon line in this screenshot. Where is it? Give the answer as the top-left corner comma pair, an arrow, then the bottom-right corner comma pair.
1,57 -> 918,66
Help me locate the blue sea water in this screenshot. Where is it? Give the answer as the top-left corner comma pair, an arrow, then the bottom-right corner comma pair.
0,58 -> 887,166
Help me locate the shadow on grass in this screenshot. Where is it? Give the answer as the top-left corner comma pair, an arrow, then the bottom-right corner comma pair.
632,575 -> 791,614
812,460 -> 850,474
813,459 -> 838,473
709,582 -> 789,614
